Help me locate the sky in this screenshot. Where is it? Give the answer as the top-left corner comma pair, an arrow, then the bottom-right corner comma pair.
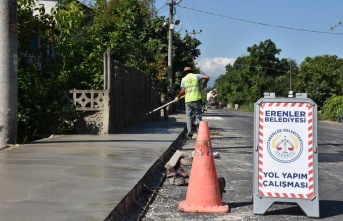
154,0 -> 343,86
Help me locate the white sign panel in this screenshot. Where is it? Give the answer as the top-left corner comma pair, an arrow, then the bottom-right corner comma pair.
258,102 -> 314,199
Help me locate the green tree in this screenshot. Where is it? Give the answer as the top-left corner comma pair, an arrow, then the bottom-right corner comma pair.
322,94 -> 343,120
17,0 -> 202,142
294,55 -> 343,107
55,0 -> 104,89
17,0 -> 79,143
214,39 -> 293,105
82,0 -> 200,93
215,57 -> 250,105
246,39 -> 289,100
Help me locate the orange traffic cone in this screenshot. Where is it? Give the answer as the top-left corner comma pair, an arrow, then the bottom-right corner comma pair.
178,121 -> 229,213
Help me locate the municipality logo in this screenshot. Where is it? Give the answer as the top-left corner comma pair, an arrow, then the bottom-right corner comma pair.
267,129 -> 303,163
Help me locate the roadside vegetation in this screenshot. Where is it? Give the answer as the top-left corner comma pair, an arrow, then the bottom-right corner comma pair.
212,39 -> 343,122
17,0 -> 200,143
17,0 -> 342,143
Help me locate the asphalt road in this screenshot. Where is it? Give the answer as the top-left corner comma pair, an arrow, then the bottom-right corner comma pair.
141,108 -> 343,221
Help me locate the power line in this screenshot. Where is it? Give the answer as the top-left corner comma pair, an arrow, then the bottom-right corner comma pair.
156,0 -> 169,13
173,2 -> 186,33
177,5 -> 343,36
233,63 -> 289,73
182,1 -> 194,29
191,0 -> 202,30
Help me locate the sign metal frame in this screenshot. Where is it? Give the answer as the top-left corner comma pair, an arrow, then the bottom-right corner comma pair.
253,92 -> 319,218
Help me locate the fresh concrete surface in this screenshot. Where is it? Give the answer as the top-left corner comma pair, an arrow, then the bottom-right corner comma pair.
0,114 -> 186,221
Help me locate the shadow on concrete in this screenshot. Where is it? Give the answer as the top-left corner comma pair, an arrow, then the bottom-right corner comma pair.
264,202 -> 307,216
262,200 -> 343,219
210,136 -> 245,140
318,143 -> 343,147
182,145 -> 253,151
319,200 -> 343,218
229,201 -> 253,209
33,139 -> 176,144
208,127 -> 240,131
319,153 -> 343,162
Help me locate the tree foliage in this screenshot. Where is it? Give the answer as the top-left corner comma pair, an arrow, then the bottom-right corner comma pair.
17,0 -> 201,142
57,0 -> 200,91
213,39 -> 294,105
322,94 -> 343,120
213,40 -> 343,118
294,55 -> 343,107
18,0 -> 70,143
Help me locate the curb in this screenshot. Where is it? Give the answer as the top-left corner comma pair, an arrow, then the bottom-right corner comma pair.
104,128 -> 187,221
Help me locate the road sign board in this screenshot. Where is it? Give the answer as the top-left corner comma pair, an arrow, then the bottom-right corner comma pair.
253,93 -> 319,218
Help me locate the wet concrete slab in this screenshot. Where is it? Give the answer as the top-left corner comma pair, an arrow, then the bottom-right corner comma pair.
0,114 -> 186,221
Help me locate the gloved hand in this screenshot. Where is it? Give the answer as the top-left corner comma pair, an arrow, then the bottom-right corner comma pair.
175,97 -> 179,102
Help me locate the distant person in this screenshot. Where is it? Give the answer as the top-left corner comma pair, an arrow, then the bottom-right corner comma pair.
208,88 -> 218,107
205,90 -> 212,110
175,67 -> 209,139
206,89 -> 212,109
202,92 -> 208,112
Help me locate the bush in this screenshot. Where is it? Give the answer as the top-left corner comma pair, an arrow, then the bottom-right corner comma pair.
17,58 -> 80,143
321,95 -> 343,121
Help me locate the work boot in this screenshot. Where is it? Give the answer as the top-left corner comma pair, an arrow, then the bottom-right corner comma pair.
192,123 -> 198,130
218,177 -> 226,199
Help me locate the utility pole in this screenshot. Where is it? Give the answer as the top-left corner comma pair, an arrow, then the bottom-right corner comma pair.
186,30 -> 202,64
167,0 -> 174,96
289,60 -> 292,91
186,30 -> 202,39
288,58 -> 293,98
166,0 -> 182,96
165,0 -> 182,114
0,0 -> 18,148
